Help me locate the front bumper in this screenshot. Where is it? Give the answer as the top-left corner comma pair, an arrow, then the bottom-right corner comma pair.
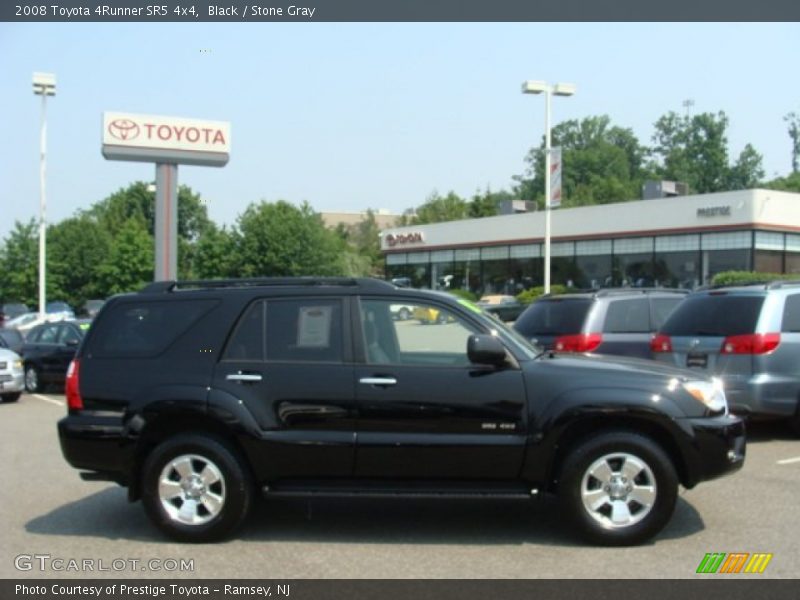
680,414 -> 746,488
58,414 -> 134,485
0,370 -> 24,394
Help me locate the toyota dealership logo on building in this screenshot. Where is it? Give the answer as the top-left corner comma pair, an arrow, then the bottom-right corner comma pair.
386,232 -> 425,247
108,119 -> 140,141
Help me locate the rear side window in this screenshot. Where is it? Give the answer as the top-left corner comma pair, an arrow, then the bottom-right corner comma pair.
660,294 -> 764,336
782,295 -> 800,333
603,299 -> 650,333
265,299 -> 343,363
89,300 -> 217,358
515,298 -> 592,336
224,301 -> 265,361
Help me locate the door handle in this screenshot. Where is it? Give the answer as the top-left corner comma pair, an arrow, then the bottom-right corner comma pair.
359,377 -> 397,386
226,373 -> 263,382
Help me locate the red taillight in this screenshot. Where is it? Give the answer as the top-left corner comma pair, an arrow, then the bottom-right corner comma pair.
721,333 -> 780,355
650,334 -> 673,353
65,359 -> 83,411
554,333 -> 603,353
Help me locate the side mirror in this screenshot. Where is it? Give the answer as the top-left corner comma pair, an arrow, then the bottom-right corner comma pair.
65,338 -> 79,347
467,334 -> 507,366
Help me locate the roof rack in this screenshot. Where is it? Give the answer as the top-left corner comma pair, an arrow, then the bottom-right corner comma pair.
698,280 -> 800,291
140,277 -> 396,294
595,287 -> 689,297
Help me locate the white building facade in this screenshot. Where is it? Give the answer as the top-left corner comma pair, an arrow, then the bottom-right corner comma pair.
380,189 -> 800,293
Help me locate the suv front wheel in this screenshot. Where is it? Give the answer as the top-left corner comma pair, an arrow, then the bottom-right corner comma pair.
559,431 -> 678,546
141,434 -> 253,543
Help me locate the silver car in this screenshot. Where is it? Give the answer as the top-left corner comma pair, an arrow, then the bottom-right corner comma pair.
652,281 -> 800,433
0,348 -> 24,403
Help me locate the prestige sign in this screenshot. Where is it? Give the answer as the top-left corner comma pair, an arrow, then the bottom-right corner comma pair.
102,112 -> 230,166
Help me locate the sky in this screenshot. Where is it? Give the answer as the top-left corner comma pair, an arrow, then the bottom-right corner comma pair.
1,22 -> 798,241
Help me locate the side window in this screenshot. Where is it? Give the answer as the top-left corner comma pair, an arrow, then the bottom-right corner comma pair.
265,299 -> 343,363
89,300 -> 218,358
360,299 -> 478,366
782,295 -> 800,333
58,324 -> 82,345
603,298 -> 650,333
651,297 -> 683,331
223,301 -> 265,361
37,325 -> 60,344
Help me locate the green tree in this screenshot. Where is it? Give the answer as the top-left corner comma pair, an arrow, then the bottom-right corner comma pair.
763,171 -> 800,193
652,111 -> 763,193
516,115 -> 652,208
468,188 -> 513,218
233,200 -> 347,277
0,220 -> 39,306
408,191 -> 468,224
95,219 -> 154,294
193,224 -> 239,279
48,215 -> 112,309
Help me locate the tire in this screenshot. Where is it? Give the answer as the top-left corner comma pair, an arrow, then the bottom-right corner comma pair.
141,434 -> 253,543
789,402 -> 800,437
398,307 -> 411,321
24,365 -> 41,393
558,431 -> 678,546
436,313 -> 449,325
2,393 -> 21,403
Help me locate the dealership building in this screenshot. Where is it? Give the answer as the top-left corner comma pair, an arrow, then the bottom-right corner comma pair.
380,188 -> 800,294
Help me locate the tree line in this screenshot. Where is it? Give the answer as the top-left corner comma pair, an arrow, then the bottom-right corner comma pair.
0,108 -> 797,308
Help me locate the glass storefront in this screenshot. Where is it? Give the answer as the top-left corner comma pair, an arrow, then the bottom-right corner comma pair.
385,229 -> 799,294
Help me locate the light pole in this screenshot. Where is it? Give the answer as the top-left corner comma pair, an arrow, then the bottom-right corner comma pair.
32,72 -> 56,319
521,80 -> 575,293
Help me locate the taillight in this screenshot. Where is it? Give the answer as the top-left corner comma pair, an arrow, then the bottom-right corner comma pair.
721,333 -> 780,355
65,359 -> 83,411
650,334 -> 673,353
554,333 -> 602,353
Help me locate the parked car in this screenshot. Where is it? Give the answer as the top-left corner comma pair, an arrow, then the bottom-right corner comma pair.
651,281 -> 800,433
0,348 -> 24,402
413,305 -> 452,324
0,303 -> 29,327
81,299 -> 106,318
0,328 -> 25,355
46,301 -> 76,321
477,295 -> 526,322
58,277 -> 744,545
514,289 -> 688,359
6,312 -> 67,338
390,304 -> 413,321
22,320 -> 91,393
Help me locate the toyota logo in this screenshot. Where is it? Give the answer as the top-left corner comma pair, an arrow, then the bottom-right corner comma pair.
385,234 -> 397,247
108,119 -> 140,141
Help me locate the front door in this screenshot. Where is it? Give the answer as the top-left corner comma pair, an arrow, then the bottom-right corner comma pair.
354,297 -> 528,480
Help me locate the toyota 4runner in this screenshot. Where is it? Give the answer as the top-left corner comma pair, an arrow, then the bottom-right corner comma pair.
58,278 -> 745,545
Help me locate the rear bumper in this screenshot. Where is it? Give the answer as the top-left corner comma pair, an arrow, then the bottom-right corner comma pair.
680,414 -> 746,487
58,414 -> 134,485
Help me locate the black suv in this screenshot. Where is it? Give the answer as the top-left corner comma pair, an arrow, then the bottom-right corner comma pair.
59,278 -> 744,545
514,289 -> 688,359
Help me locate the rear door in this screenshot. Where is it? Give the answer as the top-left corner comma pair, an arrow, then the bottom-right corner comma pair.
513,298 -> 593,350
353,297 -> 528,480
212,297 -> 356,479
599,298 -> 652,358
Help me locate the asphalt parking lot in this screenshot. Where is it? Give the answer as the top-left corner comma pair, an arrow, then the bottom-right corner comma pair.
1,392 -> 799,579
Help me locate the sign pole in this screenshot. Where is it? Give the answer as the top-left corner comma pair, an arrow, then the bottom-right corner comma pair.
155,163 -> 179,281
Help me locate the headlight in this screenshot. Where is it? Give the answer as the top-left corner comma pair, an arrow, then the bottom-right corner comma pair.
683,378 -> 727,413
13,360 -> 22,371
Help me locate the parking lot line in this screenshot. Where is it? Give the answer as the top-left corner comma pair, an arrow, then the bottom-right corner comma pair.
776,456 -> 800,465
31,394 -> 65,407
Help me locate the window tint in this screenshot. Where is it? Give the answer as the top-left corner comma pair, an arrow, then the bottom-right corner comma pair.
603,299 -> 650,333
514,298 -> 592,336
651,297 -> 683,330
223,301 -> 265,361
90,300 -> 217,358
782,295 -> 800,333
58,324 -> 82,345
660,294 -> 764,336
37,325 -> 60,344
0,329 -> 22,346
361,299 -> 478,366
266,299 -> 343,363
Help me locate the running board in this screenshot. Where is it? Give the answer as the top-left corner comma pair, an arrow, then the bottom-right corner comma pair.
262,480 -> 538,500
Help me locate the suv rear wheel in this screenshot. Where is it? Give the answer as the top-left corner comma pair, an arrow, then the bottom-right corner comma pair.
559,431 -> 678,546
141,434 -> 253,543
